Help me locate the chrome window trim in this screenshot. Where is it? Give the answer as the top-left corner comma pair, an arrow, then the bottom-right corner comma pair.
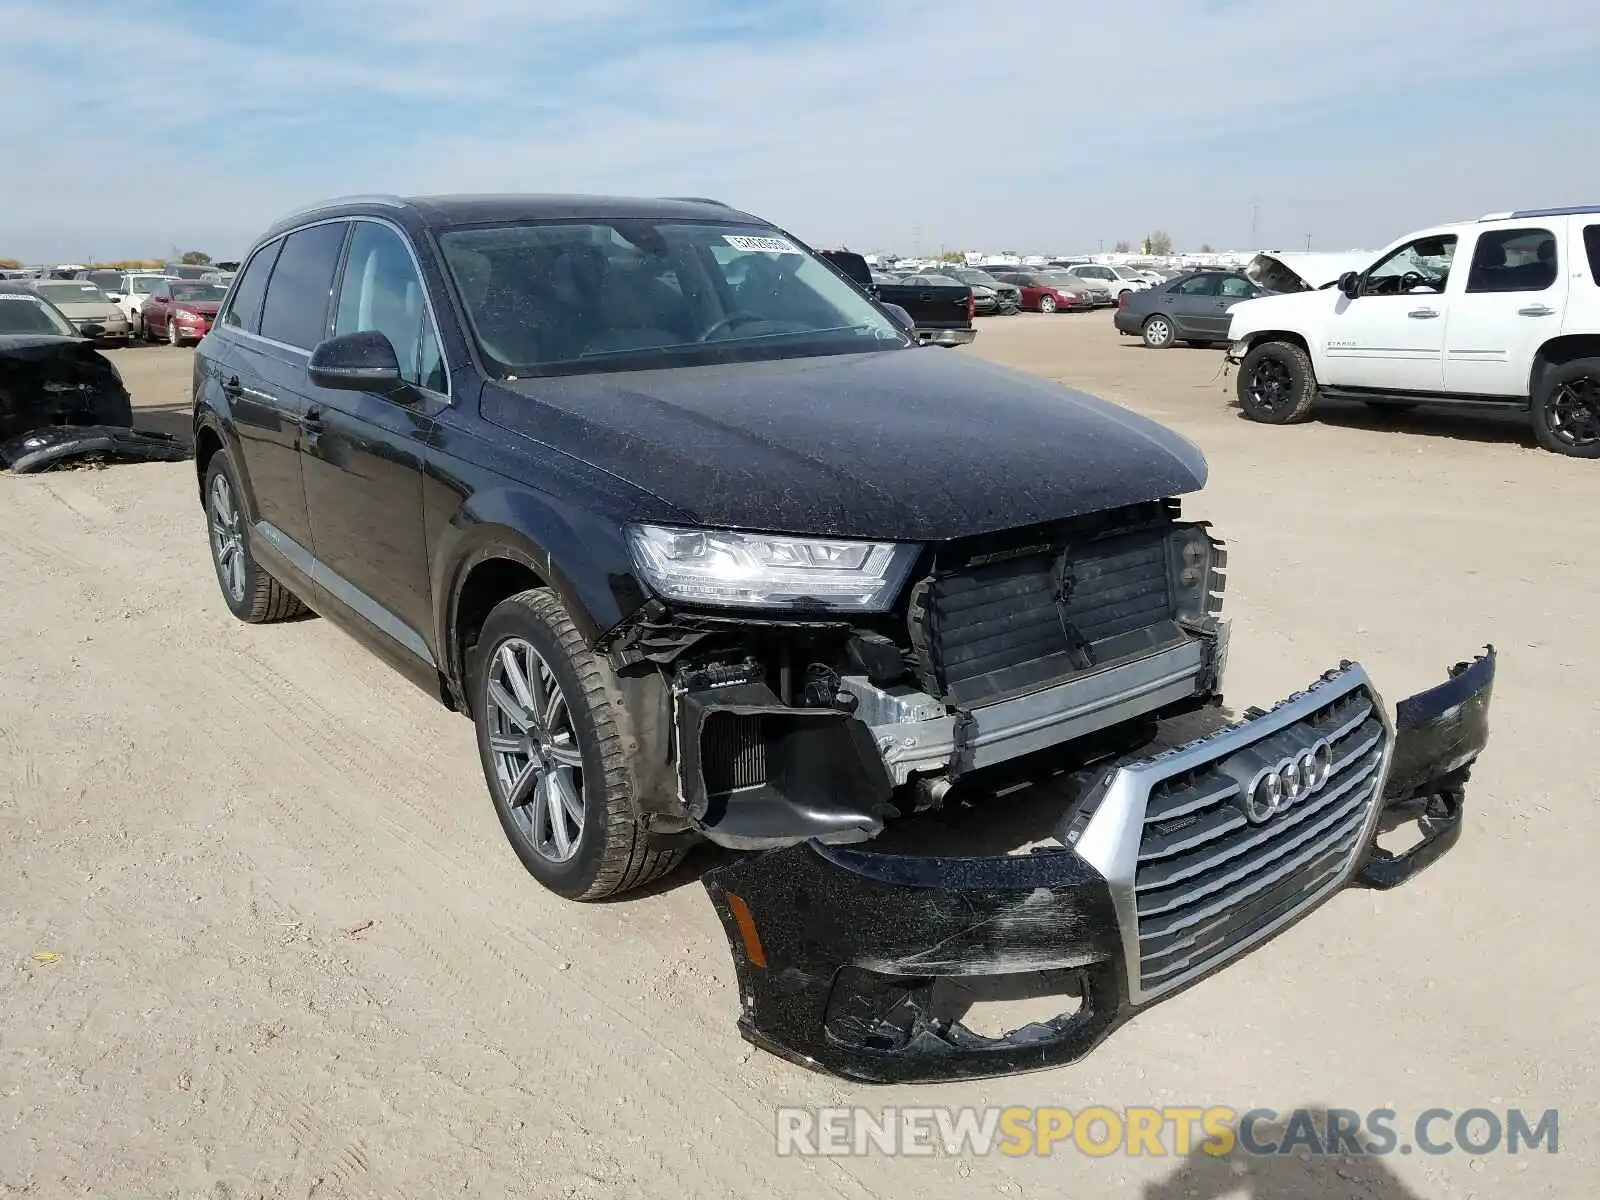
221,212 -> 452,403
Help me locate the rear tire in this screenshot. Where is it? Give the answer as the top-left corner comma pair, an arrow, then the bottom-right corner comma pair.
1237,341 -> 1318,424
203,452 -> 310,623
470,588 -> 686,900
1142,315 -> 1175,348
1533,358 -> 1600,457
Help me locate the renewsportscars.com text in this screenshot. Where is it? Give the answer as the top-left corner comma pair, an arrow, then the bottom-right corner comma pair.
774,1106 -> 1559,1159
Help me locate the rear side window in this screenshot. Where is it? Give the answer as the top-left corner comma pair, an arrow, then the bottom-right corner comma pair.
222,240 -> 281,333
259,222 -> 349,349
1175,275 -> 1217,296
1584,225 -> 1600,282
1465,228 -> 1557,293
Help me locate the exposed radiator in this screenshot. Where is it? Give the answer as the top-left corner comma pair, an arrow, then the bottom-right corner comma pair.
913,527 -> 1176,706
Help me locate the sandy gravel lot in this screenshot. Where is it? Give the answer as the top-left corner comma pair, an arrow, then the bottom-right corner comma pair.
2,316 -> 1595,1198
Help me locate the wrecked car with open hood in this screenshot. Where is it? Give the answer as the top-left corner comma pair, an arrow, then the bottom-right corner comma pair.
192,193 -> 1497,1084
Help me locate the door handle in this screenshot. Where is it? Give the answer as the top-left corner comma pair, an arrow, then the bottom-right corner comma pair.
299,407 -> 325,432
222,375 -> 242,397
1518,304 -> 1554,316
1407,308 -> 1440,319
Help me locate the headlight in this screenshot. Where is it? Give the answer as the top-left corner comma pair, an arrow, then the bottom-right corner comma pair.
1167,523 -> 1224,622
177,309 -> 204,321
625,524 -> 919,612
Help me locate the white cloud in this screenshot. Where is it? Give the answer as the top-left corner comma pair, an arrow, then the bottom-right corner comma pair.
4,0 -> 1600,261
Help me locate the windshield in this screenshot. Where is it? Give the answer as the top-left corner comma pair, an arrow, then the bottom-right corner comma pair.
953,269 -> 1000,286
34,282 -> 108,305
170,282 -> 227,303
439,219 -> 905,377
0,294 -> 78,337
1038,271 -> 1082,287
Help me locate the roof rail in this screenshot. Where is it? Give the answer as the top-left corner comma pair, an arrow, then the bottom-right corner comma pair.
1482,204 -> 1600,221
659,196 -> 731,207
276,193 -> 407,222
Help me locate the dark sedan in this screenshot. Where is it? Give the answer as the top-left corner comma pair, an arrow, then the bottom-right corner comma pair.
930,267 -> 1022,315
1113,270 -> 1265,348
0,282 -> 132,441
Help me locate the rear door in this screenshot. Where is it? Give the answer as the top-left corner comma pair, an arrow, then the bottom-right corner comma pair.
1161,273 -> 1221,336
227,221 -> 350,564
300,218 -> 444,665
1442,225 -> 1566,396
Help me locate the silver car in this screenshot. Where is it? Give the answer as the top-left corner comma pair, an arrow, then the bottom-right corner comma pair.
27,280 -> 132,342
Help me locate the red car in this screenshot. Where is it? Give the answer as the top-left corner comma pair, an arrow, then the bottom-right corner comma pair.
992,270 -> 1096,314
141,279 -> 228,345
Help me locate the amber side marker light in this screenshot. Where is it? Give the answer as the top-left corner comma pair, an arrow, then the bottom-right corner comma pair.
725,891 -> 768,968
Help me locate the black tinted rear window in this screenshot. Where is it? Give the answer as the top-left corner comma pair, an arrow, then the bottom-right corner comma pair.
259,223 -> 348,349
223,240 -> 280,333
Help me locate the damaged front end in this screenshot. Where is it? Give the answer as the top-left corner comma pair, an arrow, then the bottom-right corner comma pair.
703,648 -> 1495,1083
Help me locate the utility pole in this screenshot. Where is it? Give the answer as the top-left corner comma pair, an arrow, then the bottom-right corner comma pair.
1249,198 -> 1259,248
1098,238 -> 1104,252
1304,233 -> 1312,251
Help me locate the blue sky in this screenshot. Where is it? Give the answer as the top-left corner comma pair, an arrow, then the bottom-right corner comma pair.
5,0 -> 1600,262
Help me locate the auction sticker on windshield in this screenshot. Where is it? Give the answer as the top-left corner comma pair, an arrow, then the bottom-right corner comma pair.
725,234 -> 802,254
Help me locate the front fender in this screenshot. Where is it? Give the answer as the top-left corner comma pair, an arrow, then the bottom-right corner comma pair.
431,487 -> 653,686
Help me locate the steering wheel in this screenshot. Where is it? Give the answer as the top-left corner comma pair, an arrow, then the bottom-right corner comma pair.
1400,271 -> 1427,292
696,311 -> 768,342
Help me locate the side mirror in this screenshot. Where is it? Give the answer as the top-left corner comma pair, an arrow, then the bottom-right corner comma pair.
307,330 -> 404,393
1337,271 -> 1361,299
881,302 -> 916,336
79,323 -> 106,338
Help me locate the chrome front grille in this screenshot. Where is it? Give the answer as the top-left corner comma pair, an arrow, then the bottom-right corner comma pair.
1069,663 -> 1393,1005
1134,688 -> 1386,993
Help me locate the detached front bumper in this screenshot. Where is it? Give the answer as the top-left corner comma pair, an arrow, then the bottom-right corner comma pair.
704,648 -> 1495,1083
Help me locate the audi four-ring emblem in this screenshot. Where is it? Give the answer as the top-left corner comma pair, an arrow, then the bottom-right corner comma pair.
1243,739 -> 1336,824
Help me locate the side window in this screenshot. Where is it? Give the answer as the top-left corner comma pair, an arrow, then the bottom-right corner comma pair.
222,240 -> 281,333
1584,225 -> 1600,282
1361,235 -> 1457,296
332,221 -> 443,391
1465,228 -> 1557,293
1175,275 -> 1218,296
259,222 -> 349,349
1219,276 -> 1256,299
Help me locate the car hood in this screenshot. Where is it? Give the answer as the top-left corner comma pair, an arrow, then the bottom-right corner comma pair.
174,301 -> 221,316
484,348 -> 1207,542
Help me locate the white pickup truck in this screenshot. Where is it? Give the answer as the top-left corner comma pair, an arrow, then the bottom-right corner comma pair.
1225,204 -> 1600,456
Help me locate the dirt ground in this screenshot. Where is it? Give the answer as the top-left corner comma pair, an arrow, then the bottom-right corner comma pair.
2,316 -> 1595,1198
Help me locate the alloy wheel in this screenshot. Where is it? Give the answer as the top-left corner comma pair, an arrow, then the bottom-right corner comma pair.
1549,376 -> 1600,448
1145,317 -> 1173,346
168,319 -> 180,346
208,473 -> 246,603
1248,357 -> 1294,412
1039,295 -> 1057,313
485,638 -> 586,863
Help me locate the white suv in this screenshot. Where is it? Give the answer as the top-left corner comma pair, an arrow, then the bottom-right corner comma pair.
1068,264 -> 1151,298
1225,205 -> 1600,456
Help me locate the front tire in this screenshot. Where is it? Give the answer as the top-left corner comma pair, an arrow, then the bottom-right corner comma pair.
1038,294 -> 1058,314
1533,358 -> 1600,457
1237,340 -> 1318,424
470,589 -> 685,900
204,452 -> 309,623
1142,315 -> 1175,348
167,319 -> 181,347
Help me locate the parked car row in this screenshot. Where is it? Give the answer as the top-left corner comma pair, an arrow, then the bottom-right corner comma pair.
1,271 -> 229,346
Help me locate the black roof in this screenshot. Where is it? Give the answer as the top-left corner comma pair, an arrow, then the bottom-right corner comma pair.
262,193 -> 761,240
